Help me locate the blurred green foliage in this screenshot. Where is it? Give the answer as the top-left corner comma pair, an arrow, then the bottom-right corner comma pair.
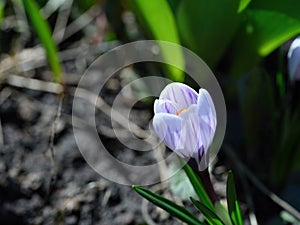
74,0 -> 97,12
230,10 -> 300,76
127,0 -> 300,185
129,0 -> 300,78
0,0 -> 5,26
176,0 -> 241,68
273,103 -> 300,181
128,0 -> 184,81
238,70 -> 276,161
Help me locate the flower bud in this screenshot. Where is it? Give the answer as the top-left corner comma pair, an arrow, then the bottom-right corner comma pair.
152,83 -> 217,171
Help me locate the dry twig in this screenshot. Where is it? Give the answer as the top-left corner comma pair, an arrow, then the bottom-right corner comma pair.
6,74 -> 63,93
52,0 -> 74,43
53,5 -> 100,44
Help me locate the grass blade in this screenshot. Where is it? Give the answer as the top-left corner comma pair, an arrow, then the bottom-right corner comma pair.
132,185 -> 204,225
22,0 -> 62,84
226,171 -> 243,225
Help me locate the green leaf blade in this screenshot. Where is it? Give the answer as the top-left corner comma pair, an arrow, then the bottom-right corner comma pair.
191,197 -> 225,225
132,186 -> 204,225
226,171 -> 243,225
22,0 -> 62,84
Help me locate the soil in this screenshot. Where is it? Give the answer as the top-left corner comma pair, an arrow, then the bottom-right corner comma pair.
0,70 -> 190,225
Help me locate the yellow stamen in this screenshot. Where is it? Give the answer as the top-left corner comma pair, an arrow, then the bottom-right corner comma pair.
176,108 -> 188,115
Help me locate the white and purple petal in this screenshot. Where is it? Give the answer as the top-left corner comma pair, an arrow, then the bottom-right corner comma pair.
178,105 -> 203,159
152,113 -> 185,157
192,145 -> 208,171
154,99 -> 180,115
159,83 -> 198,109
179,104 -> 215,170
197,89 -> 217,136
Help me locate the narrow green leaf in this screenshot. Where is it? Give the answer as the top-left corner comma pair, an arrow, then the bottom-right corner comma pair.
129,0 -> 184,82
215,202 -> 233,225
226,171 -> 243,225
191,197 -> 225,225
22,0 -> 62,84
183,164 -> 215,212
132,186 -> 204,225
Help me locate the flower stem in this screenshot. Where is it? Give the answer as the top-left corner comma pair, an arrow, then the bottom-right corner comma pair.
197,169 -> 219,204
188,160 -> 219,204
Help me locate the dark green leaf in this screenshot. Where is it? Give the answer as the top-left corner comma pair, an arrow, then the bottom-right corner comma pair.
272,106 -> 300,181
230,10 -> 300,77
166,0 -> 181,13
237,70 -> 276,159
191,197 -> 225,225
132,186 -> 204,225
250,0 -> 300,22
23,0 -> 62,84
226,171 -> 243,225
176,0 -> 241,67
184,164 -> 215,212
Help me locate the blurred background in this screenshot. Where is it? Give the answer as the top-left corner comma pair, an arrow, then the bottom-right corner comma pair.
0,0 -> 300,224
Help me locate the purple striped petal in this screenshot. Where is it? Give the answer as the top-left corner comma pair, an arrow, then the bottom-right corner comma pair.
197,89 -> 217,137
159,83 -> 198,109
178,105 -> 202,157
152,113 -> 185,157
179,104 -> 215,170
154,99 -> 180,115
194,145 -> 210,171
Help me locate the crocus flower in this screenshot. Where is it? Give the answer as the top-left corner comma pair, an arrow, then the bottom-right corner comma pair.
153,82 -> 217,171
288,35 -> 300,82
